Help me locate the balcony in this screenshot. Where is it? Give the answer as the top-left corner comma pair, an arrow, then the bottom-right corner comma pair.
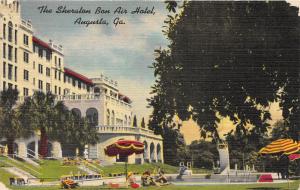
55,94 -> 101,101
55,93 -> 131,108
21,20 -> 32,30
96,125 -> 162,139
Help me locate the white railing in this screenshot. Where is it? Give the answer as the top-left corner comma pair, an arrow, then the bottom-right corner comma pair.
97,125 -> 157,137
55,94 -> 102,101
21,19 -> 32,29
105,95 -> 132,108
17,93 -> 132,108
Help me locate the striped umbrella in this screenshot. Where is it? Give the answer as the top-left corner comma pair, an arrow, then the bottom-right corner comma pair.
259,139 -> 300,155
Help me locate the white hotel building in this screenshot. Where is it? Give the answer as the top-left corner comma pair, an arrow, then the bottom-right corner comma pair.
0,0 -> 163,164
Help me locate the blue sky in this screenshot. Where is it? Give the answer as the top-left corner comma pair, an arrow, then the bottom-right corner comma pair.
21,1 -> 169,122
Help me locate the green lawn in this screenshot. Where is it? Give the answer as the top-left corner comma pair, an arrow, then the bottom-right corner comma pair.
0,156 -> 83,181
3,180 -> 300,190
99,162 -> 178,176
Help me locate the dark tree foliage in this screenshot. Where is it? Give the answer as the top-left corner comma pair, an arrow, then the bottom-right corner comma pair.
188,140 -> 219,169
0,88 -> 32,154
162,122 -> 188,166
149,1 -> 300,141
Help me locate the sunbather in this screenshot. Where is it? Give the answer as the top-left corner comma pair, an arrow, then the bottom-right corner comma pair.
141,171 -> 159,187
127,172 -> 140,188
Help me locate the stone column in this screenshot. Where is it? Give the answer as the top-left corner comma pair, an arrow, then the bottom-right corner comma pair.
52,141 -> 62,158
34,138 -> 39,159
18,141 -> 27,158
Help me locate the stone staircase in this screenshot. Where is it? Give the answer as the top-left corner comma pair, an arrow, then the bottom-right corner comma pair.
78,164 -> 98,175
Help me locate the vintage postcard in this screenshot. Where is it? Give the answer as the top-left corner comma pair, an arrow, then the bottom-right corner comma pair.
0,0 -> 299,189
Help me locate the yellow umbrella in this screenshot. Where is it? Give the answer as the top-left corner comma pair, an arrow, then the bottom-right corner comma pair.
259,139 -> 300,155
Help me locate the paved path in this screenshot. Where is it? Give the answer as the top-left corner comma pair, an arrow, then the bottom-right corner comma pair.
0,182 -> 10,190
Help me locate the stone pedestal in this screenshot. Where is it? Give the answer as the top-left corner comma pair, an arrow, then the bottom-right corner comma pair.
52,141 -> 62,158
18,142 -> 27,158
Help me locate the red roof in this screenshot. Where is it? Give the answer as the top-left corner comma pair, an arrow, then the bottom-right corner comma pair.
32,36 -> 52,50
64,67 -> 93,85
118,92 -> 132,104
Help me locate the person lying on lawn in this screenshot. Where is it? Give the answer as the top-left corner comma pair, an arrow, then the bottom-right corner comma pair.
155,170 -> 168,184
141,171 -> 160,187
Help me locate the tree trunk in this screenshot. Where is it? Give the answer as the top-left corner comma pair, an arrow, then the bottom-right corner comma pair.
7,137 -> 15,156
39,127 -> 48,158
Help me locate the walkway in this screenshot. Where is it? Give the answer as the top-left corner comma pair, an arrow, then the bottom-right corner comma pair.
0,182 -> 10,190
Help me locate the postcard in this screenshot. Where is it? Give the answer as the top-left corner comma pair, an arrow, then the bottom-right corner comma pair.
0,0 -> 299,189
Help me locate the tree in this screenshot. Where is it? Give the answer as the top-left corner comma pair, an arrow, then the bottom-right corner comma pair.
19,92 -> 58,157
149,1 -> 300,141
133,115 -> 137,127
162,122 -> 188,166
0,88 -> 32,155
53,108 -> 99,155
188,140 -> 219,169
141,117 -> 146,128
271,120 -> 289,140
20,92 -> 99,157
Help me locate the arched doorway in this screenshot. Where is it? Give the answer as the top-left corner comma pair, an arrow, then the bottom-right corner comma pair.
86,108 -> 98,126
71,108 -> 81,118
150,143 -> 155,162
157,144 -> 162,162
143,141 -> 149,163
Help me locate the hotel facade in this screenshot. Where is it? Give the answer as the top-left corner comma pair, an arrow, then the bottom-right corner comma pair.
0,0 -> 163,164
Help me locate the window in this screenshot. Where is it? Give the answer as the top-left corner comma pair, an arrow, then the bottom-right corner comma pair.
3,24 -> 6,39
54,56 -> 57,66
46,83 -> 50,92
8,83 -> 13,89
23,88 -> 29,96
3,81 -> 6,90
72,79 -> 76,87
58,87 -> 61,95
54,85 -> 57,94
58,72 -> 61,81
3,43 -> 6,59
23,34 -> 29,45
23,51 -> 29,63
33,61 -> 35,69
38,80 -> 43,90
38,64 -> 43,74
8,64 -> 12,80
8,45 -> 12,61
46,67 -> 50,76
3,62 -> 6,78
78,81 -> 81,89
58,58 -> 61,67
33,78 -> 35,85
15,30 -> 17,45
38,48 -> 43,58
14,66 -> 17,81
14,48 -> 17,63
8,22 -> 12,42
23,70 -> 29,81
54,70 -> 57,79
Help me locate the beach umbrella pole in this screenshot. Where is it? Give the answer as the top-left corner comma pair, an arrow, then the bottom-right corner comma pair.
125,156 -> 128,182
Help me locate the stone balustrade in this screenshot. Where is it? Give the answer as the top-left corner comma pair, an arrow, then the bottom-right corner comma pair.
97,125 -> 162,140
